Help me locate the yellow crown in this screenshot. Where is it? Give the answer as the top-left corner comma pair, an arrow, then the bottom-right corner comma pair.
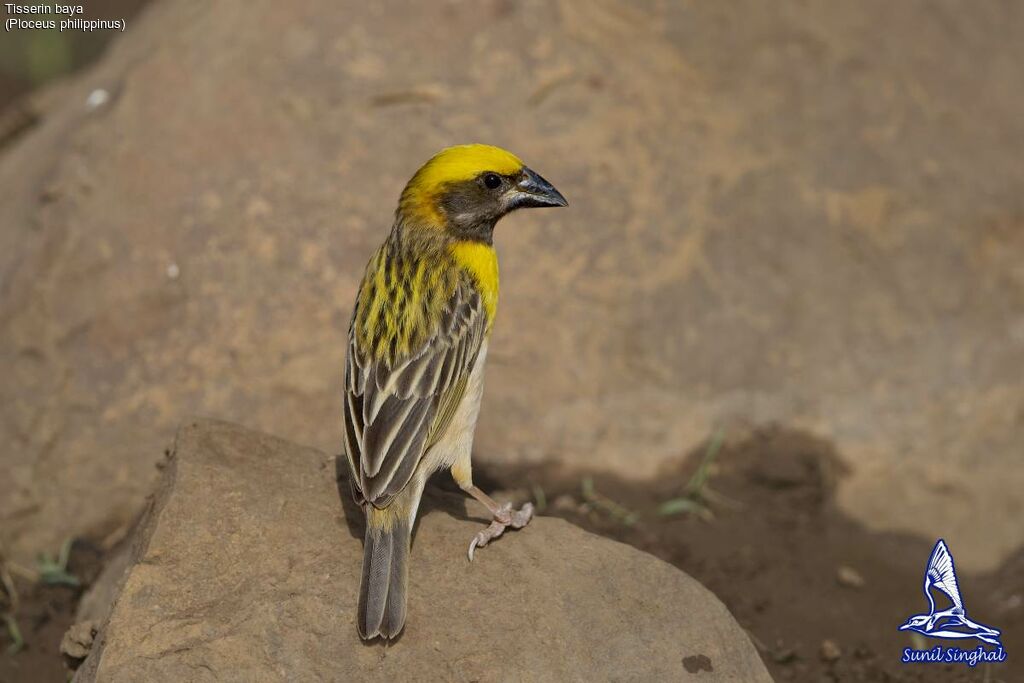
400,144 -> 523,223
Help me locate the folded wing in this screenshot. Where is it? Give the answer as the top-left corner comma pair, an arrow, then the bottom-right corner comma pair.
343,279 -> 486,507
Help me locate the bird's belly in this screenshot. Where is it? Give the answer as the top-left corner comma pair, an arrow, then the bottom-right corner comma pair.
419,340 -> 488,476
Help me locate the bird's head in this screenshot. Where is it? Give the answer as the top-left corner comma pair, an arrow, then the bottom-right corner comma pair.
899,615 -> 931,631
397,144 -> 567,243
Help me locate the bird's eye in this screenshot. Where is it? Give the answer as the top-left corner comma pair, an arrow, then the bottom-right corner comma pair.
482,173 -> 502,190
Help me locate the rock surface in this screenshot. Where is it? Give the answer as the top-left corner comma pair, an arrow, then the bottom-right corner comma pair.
2,0 -> 1023,571
74,420 -> 770,682
60,620 -> 98,661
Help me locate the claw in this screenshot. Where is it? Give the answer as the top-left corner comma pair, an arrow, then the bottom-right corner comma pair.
466,502 -> 535,562
510,502 -> 534,528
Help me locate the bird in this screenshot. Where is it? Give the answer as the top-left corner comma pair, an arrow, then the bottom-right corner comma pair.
341,144 -> 567,640
898,539 -> 1001,645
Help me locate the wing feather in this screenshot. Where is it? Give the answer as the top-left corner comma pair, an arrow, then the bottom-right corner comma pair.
926,540 -> 963,611
343,279 -> 486,508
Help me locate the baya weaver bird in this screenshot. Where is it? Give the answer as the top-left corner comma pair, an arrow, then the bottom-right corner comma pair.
342,144 -> 567,640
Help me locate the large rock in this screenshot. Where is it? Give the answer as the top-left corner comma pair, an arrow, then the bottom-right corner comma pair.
2,0 -> 1023,571
74,420 -> 770,681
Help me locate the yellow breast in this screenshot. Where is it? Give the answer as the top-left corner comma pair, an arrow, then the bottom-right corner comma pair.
450,241 -> 499,327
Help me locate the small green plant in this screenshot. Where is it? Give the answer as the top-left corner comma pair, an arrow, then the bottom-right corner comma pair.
3,613 -> 23,655
0,538 -> 80,654
657,428 -> 740,520
1,547 -> 23,655
656,496 -> 710,518
531,484 -> 547,513
36,538 -> 79,587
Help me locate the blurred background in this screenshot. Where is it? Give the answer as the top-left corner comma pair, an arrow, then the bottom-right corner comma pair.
0,0 -> 147,124
1,0 -> 1022,680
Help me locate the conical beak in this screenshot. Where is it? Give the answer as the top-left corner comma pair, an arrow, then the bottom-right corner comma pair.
511,167 -> 568,209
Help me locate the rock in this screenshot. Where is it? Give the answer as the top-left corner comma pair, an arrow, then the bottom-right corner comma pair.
552,494 -> 579,513
820,639 -> 841,662
60,620 -> 98,661
836,565 -> 865,589
2,0 -> 1023,574
75,541 -> 132,624
75,420 -> 770,681
682,654 -> 714,674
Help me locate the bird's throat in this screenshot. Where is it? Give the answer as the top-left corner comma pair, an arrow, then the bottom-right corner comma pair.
450,241 -> 499,327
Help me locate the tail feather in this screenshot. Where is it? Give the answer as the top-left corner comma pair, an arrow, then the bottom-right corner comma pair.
358,513 -> 411,640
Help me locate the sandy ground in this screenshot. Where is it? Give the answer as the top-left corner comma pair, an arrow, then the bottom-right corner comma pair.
480,428 -> 1022,681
